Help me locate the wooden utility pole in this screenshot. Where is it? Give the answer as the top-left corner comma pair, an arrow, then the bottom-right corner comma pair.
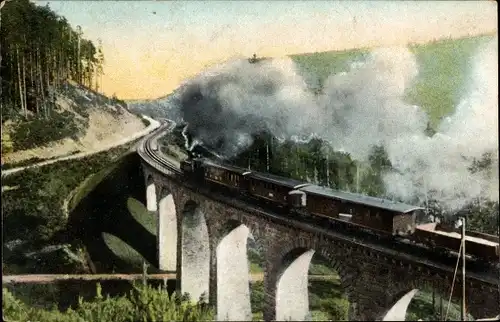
356,164 -> 360,193
440,292 -> 443,320
461,216 -> 467,321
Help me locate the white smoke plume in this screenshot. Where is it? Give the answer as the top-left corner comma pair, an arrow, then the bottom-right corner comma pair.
176,36 -> 498,210
384,36 -> 498,210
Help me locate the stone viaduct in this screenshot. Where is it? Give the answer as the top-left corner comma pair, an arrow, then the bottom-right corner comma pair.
142,162 -> 499,321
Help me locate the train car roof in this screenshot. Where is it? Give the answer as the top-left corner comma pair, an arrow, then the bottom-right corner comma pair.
247,171 -> 310,189
201,159 -> 252,175
299,184 -> 424,214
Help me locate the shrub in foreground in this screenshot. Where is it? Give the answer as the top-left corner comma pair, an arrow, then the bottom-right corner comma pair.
3,282 -> 214,322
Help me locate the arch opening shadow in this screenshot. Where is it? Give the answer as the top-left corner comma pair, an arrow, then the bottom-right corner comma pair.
216,220 -> 252,321
157,190 -> 176,272
181,201 -> 209,303
146,176 -> 157,212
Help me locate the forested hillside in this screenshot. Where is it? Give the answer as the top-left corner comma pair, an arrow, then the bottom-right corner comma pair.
0,0 -> 144,165
1,0 -> 104,118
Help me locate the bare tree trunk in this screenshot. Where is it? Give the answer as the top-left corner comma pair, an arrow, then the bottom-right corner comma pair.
37,46 -> 45,117
76,26 -> 82,83
9,48 -> 15,108
45,48 -> 51,117
22,46 -> 27,115
0,0 -> 10,77
16,46 -> 25,117
95,69 -> 98,92
30,51 -> 38,114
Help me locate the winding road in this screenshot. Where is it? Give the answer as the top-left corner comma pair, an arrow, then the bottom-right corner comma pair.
1,115 -> 160,178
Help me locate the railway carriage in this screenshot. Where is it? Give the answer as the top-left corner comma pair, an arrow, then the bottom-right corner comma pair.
297,185 -> 425,236
246,171 -> 310,208
202,159 -> 251,191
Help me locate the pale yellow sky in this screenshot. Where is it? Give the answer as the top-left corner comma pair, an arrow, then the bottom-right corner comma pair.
46,1 -> 497,100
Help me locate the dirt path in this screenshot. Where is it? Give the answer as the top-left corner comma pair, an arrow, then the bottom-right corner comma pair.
1,115 -> 160,178
2,273 -> 338,285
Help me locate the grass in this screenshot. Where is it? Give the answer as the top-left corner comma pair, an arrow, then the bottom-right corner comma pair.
249,262 -> 263,274
290,34 -> 495,129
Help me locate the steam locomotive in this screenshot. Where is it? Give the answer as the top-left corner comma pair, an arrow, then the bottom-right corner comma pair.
180,157 -> 500,262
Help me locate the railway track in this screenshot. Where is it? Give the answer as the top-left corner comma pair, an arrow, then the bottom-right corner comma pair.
138,121 -> 500,287
138,120 -> 182,176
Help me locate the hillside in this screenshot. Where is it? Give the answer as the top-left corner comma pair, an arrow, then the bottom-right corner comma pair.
291,33 -> 495,129
2,80 -> 146,166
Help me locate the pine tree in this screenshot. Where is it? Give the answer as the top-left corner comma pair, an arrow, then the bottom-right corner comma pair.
1,0 -> 102,120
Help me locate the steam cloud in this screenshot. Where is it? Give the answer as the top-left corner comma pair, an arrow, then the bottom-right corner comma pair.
383,36 -> 498,210
177,36 -> 498,210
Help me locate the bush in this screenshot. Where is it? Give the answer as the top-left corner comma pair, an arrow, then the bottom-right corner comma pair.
141,117 -> 151,127
3,282 -> 214,322
11,110 -> 85,151
250,281 -> 264,313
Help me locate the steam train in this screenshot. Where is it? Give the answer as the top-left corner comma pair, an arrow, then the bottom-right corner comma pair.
180,157 -> 500,262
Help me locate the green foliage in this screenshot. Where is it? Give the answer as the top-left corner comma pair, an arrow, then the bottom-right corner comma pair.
1,129 -> 14,154
10,110 -> 83,151
231,135 -> 381,196
2,282 -> 214,322
141,117 -> 151,127
468,152 -> 494,174
462,199 -> 499,235
406,290 -> 464,321
250,281 -> 265,314
308,279 -> 349,321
